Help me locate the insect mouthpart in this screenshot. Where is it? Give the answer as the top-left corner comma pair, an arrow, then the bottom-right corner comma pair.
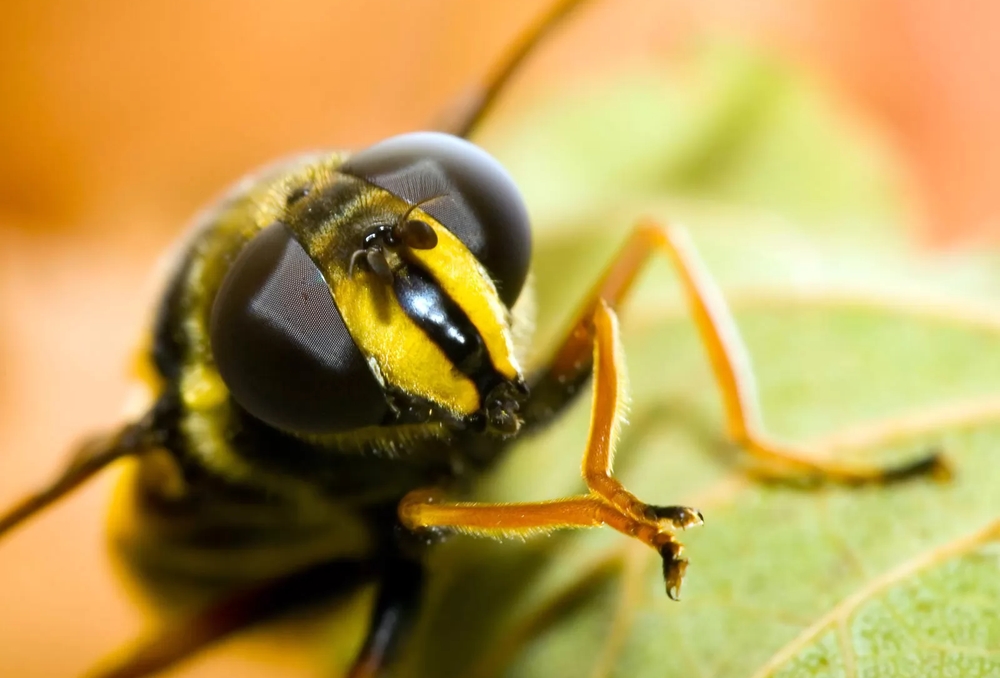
480,378 -> 529,436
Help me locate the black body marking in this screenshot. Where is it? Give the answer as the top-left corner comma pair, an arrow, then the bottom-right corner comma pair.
392,266 -> 504,401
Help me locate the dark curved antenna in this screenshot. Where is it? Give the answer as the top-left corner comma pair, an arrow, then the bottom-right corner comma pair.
443,0 -> 597,140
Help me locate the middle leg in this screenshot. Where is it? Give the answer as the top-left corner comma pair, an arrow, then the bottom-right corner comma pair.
400,301 -> 702,599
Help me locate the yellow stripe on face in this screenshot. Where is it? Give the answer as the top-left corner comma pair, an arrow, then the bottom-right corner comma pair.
331,266 -> 481,417
407,209 -> 521,382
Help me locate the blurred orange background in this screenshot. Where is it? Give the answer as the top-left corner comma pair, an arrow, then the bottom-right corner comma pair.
2,0 -> 999,675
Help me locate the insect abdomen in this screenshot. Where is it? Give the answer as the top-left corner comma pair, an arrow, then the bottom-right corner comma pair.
107,449 -> 376,610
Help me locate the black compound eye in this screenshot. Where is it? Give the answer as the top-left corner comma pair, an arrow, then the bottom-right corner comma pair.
342,132 -> 531,307
210,222 -> 387,434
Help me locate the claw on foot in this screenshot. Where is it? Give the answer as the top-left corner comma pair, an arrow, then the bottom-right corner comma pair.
882,448 -> 952,484
645,505 -> 704,531
642,506 -> 701,598
659,542 -> 689,601
750,446 -> 953,487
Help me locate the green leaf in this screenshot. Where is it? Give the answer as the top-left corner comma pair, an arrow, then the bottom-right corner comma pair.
482,44 -> 1000,315
396,294 -> 1000,677
385,44 -> 1000,677
481,43 -> 909,234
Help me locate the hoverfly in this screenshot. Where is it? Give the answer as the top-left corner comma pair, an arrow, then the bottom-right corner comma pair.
0,0 -> 947,676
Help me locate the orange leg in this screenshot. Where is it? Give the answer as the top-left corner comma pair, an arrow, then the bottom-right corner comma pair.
401,218 -> 949,598
400,301 -> 703,599
528,218 -> 948,484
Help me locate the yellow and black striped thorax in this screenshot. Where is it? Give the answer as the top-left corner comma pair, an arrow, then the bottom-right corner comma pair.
153,133 -> 533,475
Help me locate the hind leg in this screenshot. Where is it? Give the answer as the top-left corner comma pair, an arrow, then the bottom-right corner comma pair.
522,218 -> 948,484
86,558 -> 377,678
440,0 -> 597,139
86,548 -> 426,678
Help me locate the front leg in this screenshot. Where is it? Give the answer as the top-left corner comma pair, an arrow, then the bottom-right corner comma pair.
400,302 -> 702,599
523,218 -> 948,484
0,413 -> 160,539
347,556 -> 425,678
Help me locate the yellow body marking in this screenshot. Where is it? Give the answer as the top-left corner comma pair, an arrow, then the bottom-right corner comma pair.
408,210 -> 521,381
331,267 -> 481,416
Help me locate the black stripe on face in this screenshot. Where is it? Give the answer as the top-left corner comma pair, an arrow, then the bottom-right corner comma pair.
392,266 -> 503,401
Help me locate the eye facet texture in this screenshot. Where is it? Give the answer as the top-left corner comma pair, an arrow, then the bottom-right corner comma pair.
343,132 -> 531,306
210,222 -> 387,434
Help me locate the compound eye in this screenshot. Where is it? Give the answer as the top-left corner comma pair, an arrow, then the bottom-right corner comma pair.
343,132 -> 531,307
210,222 -> 387,434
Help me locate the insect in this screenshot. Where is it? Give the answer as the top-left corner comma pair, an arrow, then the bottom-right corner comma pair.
0,1 -> 948,676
